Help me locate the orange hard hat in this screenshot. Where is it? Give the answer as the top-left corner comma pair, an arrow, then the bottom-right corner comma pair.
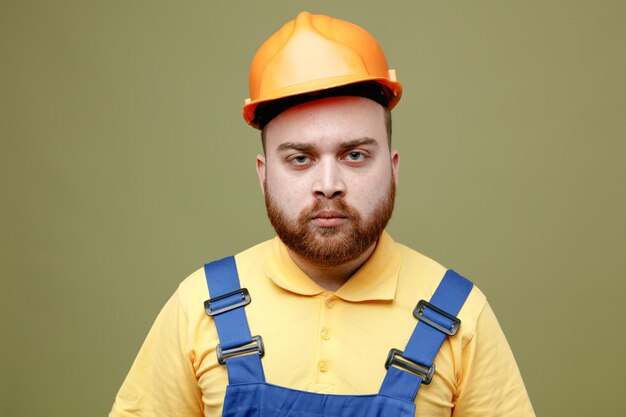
243,11 -> 402,129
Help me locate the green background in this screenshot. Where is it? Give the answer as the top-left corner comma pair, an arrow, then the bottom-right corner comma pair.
1,1 -> 624,416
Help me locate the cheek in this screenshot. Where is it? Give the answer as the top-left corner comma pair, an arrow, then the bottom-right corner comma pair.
266,172 -> 308,213
347,169 -> 393,210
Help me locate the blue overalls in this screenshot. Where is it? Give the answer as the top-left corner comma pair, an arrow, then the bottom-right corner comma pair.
203,256 -> 473,417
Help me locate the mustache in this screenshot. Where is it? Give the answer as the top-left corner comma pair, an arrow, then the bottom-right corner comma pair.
301,198 -> 359,222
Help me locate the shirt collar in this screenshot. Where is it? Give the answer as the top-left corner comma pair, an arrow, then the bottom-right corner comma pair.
264,231 -> 401,302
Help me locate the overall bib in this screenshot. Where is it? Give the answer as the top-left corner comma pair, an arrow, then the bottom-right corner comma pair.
203,257 -> 473,417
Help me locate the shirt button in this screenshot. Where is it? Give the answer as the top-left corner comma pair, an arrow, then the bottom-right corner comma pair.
325,298 -> 335,309
321,328 -> 330,340
318,361 -> 329,373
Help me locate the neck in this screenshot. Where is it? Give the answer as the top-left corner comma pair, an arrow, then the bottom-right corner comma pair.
286,242 -> 378,291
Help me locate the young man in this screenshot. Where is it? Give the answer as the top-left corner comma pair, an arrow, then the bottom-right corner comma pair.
110,12 -> 535,417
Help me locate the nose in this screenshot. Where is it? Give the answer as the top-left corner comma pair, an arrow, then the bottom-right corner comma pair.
312,158 -> 346,199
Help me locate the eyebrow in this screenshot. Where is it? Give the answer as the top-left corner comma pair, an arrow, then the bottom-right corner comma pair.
276,137 -> 378,153
276,142 -> 313,153
339,137 -> 378,150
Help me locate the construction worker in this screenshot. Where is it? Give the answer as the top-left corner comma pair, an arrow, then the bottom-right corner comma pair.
110,12 -> 535,417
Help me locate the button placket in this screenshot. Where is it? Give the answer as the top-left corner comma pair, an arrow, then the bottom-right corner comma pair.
315,294 -> 337,382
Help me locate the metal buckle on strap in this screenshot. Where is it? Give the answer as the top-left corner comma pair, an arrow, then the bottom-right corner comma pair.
204,288 -> 251,317
385,348 -> 435,384
216,335 -> 265,365
413,300 -> 461,336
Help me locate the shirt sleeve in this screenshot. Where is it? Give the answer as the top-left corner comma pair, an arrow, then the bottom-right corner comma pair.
109,290 -> 203,417
453,302 -> 536,417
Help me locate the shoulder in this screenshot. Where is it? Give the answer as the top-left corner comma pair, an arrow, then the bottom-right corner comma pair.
393,240 -> 488,344
175,239 -> 275,307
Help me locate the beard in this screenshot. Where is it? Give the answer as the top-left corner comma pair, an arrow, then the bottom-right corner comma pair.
264,179 -> 396,266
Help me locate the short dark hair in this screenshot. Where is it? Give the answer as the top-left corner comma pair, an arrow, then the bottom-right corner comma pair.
260,101 -> 392,154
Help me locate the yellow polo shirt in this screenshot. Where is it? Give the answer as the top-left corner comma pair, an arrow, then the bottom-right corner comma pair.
110,232 -> 535,417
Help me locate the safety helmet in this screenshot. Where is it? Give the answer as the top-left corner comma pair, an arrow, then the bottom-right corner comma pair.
243,11 -> 402,129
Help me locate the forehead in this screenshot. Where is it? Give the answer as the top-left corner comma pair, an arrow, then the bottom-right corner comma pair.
263,96 -> 387,151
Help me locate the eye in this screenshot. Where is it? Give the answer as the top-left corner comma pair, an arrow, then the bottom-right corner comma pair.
348,151 -> 363,160
287,154 -> 312,166
344,151 -> 366,163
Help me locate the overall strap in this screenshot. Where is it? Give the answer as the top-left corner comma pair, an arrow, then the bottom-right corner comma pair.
379,270 -> 473,402
203,256 -> 266,384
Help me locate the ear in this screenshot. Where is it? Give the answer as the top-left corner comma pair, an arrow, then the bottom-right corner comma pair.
391,150 -> 400,186
256,154 -> 266,193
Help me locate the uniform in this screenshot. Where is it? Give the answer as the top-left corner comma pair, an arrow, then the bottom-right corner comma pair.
110,232 -> 535,416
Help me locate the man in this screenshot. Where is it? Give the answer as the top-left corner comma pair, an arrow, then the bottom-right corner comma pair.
110,12 -> 535,417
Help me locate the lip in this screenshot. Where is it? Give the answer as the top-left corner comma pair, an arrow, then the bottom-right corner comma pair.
312,210 -> 346,219
310,210 -> 347,227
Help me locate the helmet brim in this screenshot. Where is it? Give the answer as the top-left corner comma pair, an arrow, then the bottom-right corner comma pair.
243,75 -> 402,129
